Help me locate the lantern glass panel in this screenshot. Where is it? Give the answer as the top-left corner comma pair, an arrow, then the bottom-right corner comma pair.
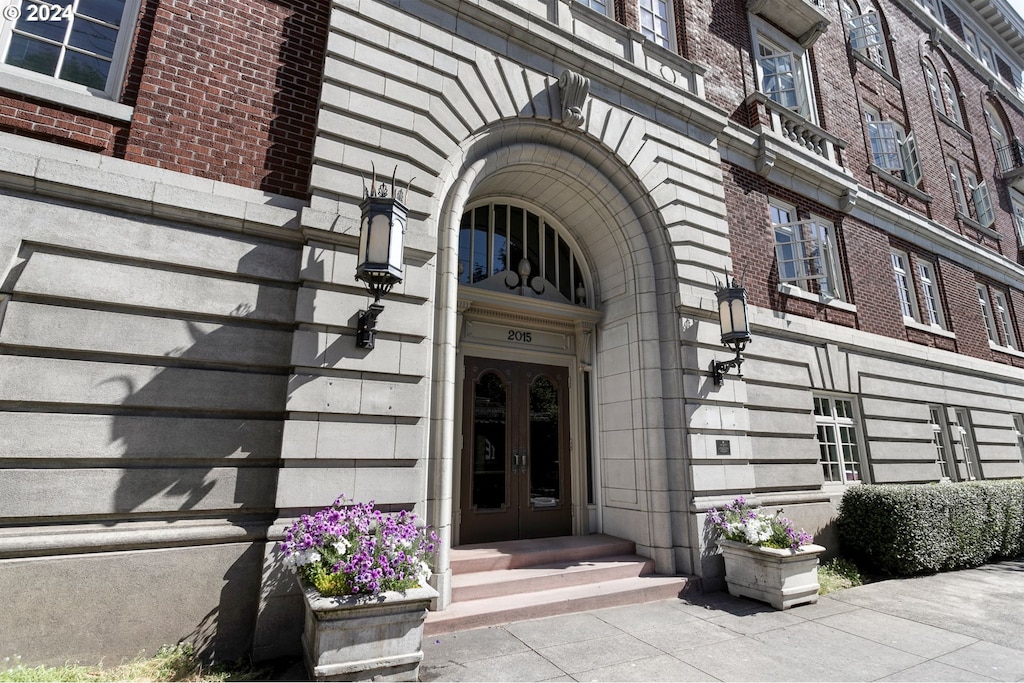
367,213 -> 391,265
388,212 -> 405,276
730,297 -> 748,335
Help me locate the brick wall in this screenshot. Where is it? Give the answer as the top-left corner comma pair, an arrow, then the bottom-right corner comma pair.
0,0 -> 328,198
694,0 -> 1024,365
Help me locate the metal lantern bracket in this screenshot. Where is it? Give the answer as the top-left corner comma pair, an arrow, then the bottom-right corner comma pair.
710,275 -> 752,386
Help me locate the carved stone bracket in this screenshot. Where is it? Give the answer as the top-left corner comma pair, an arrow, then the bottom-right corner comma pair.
799,20 -> 828,49
559,69 -> 590,129
839,187 -> 858,213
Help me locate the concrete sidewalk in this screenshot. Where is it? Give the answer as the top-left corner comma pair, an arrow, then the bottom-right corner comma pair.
419,558 -> 1024,682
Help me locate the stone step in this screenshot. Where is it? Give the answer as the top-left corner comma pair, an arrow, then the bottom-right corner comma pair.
449,534 -> 636,575
424,574 -> 693,636
451,554 -> 654,602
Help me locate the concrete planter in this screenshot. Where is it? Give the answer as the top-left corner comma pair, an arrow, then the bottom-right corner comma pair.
718,539 -> 825,610
301,581 -> 438,682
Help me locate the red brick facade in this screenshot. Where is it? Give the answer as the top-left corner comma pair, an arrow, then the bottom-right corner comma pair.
0,0 -> 328,198
680,0 -> 1024,367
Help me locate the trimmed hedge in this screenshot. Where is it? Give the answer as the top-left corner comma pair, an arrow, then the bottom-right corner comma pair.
837,480 -> 1024,577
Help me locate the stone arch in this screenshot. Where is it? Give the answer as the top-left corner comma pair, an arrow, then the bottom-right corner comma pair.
426,118 -> 688,605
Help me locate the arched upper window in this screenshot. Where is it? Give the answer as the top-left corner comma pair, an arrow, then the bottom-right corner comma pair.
458,202 -> 592,307
842,0 -> 892,74
921,56 -> 968,131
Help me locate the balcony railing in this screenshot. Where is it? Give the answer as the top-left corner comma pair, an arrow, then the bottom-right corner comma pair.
996,140 -> 1024,193
747,93 -> 846,166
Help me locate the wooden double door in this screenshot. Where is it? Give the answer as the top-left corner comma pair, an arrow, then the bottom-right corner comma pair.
459,357 -> 572,545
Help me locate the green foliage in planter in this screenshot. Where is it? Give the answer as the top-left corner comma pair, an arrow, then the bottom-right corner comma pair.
837,480 -> 1024,577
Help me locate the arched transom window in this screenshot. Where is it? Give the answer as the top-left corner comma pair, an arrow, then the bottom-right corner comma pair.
458,202 -> 591,307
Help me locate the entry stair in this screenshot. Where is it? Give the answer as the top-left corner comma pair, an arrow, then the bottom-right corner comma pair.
424,534 -> 695,635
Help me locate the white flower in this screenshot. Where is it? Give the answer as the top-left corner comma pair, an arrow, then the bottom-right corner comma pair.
333,539 -> 350,555
417,561 -> 431,582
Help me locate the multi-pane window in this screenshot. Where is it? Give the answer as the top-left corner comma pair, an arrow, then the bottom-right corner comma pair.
1014,414 -> 1024,464
929,406 -> 954,479
941,74 -> 963,127
992,289 -> 1018,350
965,172 -> 995,227
963,25 -> 979,56
757,38 -> 810,117
1012,198 -> 1024,246
891,250 -> 918,320
891,250 -> 946,329
814,396 -> 863,484
575,0 -> 610,15
978,284 -> 998,345
924,63 -> 943,112
865,109 -> 920,186
638,0 -> 670,49
953,409 -> 979,480
917,260 -> 945,328
771,203 -> 845,300
0,0 -> 134,95
844,4 -> 889,73
948,159 -> 968,213
919,0 -> 941,21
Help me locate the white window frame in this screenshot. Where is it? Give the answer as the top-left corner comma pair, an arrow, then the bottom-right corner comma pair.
941,73 -> 963,127
753,25 -> 814,121
814,394 -> 866,485
638,0 -> 671,50
920,0 -> 942,22
929,405 -> 956,480
575,0 -> 612,16
1011,195 -> 1024,247
0,0 -> 139,103
924,63 -> 943,113
1013,414 -> 1024,465
963,24 -> 979,56
978,284 -> 999,345
848,10 -> 889,72
971,179 -> 995,227
953,408 -> 981,481
980,41 -> 996,73
949,159 -> 968,214
770,204 -> 845,301
917,259 -> 945,328
992,289 -> 1018,350
891,250 -> 919,321
866,108 -> 921,186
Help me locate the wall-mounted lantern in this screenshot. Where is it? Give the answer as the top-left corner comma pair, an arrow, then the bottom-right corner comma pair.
710,277 -> 752,385
355,167 -> 410,349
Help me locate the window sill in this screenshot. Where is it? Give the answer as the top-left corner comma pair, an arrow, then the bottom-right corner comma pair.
0,67 -> 133,122
868,164 -> 933,203
904,318 -> 955,339
777,283 -> 857,312
852,50 -> 901,88
955,212 -> 1001,241
990,341 -> 1024,357
937,111 -> 972,140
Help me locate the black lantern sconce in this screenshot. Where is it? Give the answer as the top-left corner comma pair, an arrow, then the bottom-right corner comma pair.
355,166 -> 411,349
710,276 -> 752,385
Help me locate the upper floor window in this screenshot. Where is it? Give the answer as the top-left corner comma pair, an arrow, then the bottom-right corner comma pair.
1011,195 -> 1024,246
841,1 -> 890,73
0,0 -> 136,97
638,0 -> 670,49
755,33 -> 813,120
963,25 -> 979,56
890,250 -> 946,330
940,74 -> 964,128
575,0 -> 610,15
770,201 -> 846,301
865,107 -> 921,187
919,0 -> 942,22
458,202 -> 592,307
977,284 -> 999,346
992,289 -> 1019,351
959,167 -> 994,227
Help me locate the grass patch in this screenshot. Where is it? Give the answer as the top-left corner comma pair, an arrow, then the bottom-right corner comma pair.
0,644 -> 272,683
818,557 -> 865,595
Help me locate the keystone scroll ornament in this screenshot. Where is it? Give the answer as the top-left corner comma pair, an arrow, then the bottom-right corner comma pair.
558,69 -> 590,129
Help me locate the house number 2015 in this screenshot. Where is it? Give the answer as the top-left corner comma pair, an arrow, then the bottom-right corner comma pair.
507,330 -> 532,343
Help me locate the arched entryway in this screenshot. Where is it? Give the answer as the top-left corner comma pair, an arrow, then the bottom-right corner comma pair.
427,121 -> 690,608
